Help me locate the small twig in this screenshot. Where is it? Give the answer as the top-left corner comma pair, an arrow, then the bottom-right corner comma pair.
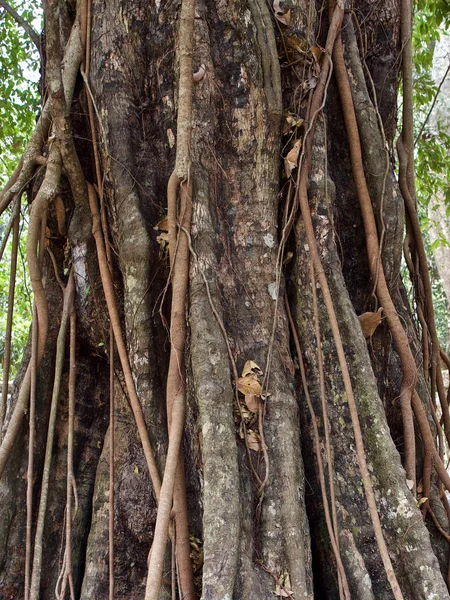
0,199 -> 18,264
415,62 -> 450,146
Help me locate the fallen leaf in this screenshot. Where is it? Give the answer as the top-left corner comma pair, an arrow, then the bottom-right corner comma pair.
237,375 -> 261,395
244,393 -> 261,413
246,429 -> 261,452
283,112 -> 304,135
305,76 -> 317,89
273,0 -> 291,26
193,64 -> 206,82
417,497 -> 428,508
275,569 -> 293,597
155,216 -> 169,231
310,46 -> 323,62
358,307 -> 384,338
156,231 -> 169,253
268,281 -> 278,300
286,34 -> 308,55
284,139 -> 302,177
242,360 -> 263,377
189,535 -> 204,574
240,404 -> 252,422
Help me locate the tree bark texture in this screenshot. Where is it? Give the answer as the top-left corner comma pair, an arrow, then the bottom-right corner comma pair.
0,0 -> 449,599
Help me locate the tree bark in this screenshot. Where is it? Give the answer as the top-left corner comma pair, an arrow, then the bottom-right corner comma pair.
0,0 -> 449,599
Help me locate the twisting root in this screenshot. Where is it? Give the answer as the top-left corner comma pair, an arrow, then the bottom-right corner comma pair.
310,260 -> 347,599
0,200 -> 18,264
145,176 -> 195,600
0,146 -> 62,480
145,0 -> 197,593
108,328 -> 115,600
293,2 -> 404,597
24,305 -> 38,600
0,198 -> 20,439
56,305 -> 77,600
29,271 -> 75,600
25,215 -> 47,600
285,296 -> 350,600
332,25 -> 417,487
398,137 -> 450,447
83,5 -> 116,592
88,184 -> 162,499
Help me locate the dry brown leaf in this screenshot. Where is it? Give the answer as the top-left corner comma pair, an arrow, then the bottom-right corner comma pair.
156,231 -> 169,253
286,34 -> 308,55
283,112 -> 304,134
246,429 -> 261,452
275,569 -> 293,597
155,216 -> 169,231
244,394 -> 261,413
273,0 -> 291,25
189,535 -> 204,574
239,403 -> 252,423
237,375 -> 261,395
241,360 -> 263,377
358,307 -> 384,338
310,46 -> 323,62
284,139 -> 302,178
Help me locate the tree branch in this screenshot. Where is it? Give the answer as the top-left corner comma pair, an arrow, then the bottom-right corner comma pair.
0,0 -> 41,54
415,62 -> 450,146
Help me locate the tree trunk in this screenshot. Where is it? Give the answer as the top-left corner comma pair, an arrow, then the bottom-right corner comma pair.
0,0 -> 449,599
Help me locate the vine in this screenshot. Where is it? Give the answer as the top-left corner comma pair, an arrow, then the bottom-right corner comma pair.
0,0 -> 449,597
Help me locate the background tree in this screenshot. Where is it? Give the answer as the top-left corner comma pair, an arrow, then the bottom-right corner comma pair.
0,0 -> 450,599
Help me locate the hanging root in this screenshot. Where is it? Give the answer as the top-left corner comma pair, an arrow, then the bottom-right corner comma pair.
108,327 -> 115,600
56,306 -> 77,600
0,198 -> 20,440
292,2 -> 404,597
285,296 -> 350,600
145,176 -> 195,600
29,271 -> 75,600
336,5 -> 450,524
88,183 -> 162,499
332,24 -> 417,488
145,0 -> 196,593
0,145 -> 62,480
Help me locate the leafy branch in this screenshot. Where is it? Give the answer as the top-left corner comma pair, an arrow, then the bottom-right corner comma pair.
0,0 -> 40,54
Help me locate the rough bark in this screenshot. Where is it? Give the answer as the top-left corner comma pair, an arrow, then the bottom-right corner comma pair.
0,0 -> 449,599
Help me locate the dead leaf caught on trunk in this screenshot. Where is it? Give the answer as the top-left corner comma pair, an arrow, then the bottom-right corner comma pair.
358,307 -> 384,338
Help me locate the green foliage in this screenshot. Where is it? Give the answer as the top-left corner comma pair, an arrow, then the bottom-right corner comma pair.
0,1 -> 41,188
0,206 -> 32,375
0,1 -> 41,376
412,0 -> 450,348
413,1 -> 450,208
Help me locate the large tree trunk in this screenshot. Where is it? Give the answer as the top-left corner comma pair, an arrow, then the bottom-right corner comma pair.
0,0 -> 449,599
